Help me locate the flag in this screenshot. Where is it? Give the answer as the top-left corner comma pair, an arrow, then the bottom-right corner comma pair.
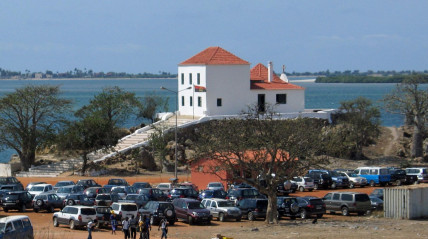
194,85 -> 206,92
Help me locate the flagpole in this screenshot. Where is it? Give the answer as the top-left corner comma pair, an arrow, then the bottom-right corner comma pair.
193,84 -> 195,120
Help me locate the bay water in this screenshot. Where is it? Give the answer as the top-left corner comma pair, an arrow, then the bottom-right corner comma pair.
0,79 -> 411,162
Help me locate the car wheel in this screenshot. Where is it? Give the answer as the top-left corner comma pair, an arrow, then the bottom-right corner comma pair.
369,180 -> 375,187
349,183 -> 355,189
219,213 -> 225,222
299,186 -> 305,192
331,182 -> 337,189
48,205 -> 55,213
69,220 -> 76,230
36,199 -> 44,207
53,217 -> 59,227
308,189 -> 313,192
317,214 -> 323,218
3,208 -> 8,213
300,209 -> 307,219
396,180 -> 402,186
168,220 -> 175,226
67,200 -> 74,206
248,211 -> 255,221
236,217 -> 241,222
20,204 -> 26,212
188,215 -> 194,225
34,208 -> 39,213
341,207 -> 349,216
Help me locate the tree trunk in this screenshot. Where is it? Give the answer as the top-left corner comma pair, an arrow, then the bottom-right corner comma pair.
412,116 -> 423,158
81,153 -> 89,174
20,149 -> 36,171
265,192 -> 278,224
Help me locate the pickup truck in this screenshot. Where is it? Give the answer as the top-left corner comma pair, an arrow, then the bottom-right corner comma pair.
389,168 -> 418,186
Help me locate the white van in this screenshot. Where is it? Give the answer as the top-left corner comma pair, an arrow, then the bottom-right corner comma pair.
405,168 -> 428,183
0,215 -> 33,239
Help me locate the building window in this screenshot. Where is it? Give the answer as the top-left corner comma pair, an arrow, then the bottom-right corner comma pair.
217,98 -> 222,107
181,96 -> 185,106
181,73 -> 184,85
189,73 -> 192,85
198,96 -> 202,107
197,73 -> 200,85
190,96 -> 193,106
276,94 -> 287,104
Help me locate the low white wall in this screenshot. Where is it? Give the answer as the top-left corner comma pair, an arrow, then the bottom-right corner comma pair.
0,164 -> 12,177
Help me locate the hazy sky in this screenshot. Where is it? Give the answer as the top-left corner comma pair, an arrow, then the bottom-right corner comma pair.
1,0 -> 427,74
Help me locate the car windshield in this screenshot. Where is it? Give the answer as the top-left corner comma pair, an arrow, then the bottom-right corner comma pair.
217,201 -> 235,207
58,187 -> 72,193
379,168 -> 389,175
81,208 -> 96,215
127,195 -> 138,200
122,205 -> 137,211
188,202 -> 204,209
30,186 -> 45,191
213,190 -> 227,197
56,182 -> 72,187
242,189 -> 259,196
96,207 -> 112,213
112,188 -> 125,193
348,173 -> 358,177
203,191 -> 213,197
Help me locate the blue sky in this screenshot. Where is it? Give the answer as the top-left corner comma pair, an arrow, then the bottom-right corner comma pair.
1,0 -> 427,74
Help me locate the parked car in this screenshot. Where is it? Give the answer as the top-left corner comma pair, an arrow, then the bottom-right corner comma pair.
0,215 -> 33,239
277,196 -> 300,219
82,187 -> 102,198
202,198 -> 242,222
369,196 -> 384,211
107,178 -> 129,186
388,168 -> 418,185
98,187 -> 113,194
405,167 -> 428,183
156,183 -> 173,193
310,170 -> 349,189
296,196 -> 326,219
172,198 -> 212,225
236,198 -> 268,221
305,171 -> 333,189
226,188 -> 265,204
167,188 -> 199,201
132,182 -> 151,190
0,184 -> 24,192
94,206 -> 112,228
25,182 -> 46,191
53,181 -> 75,191
110,202 -> 139,223
95,194 -> 114,206
322,192 -> 371,216
53,205 -> 97,230
1,191 -> 33,212
33,192 -> 63,213
206,182 -> 224,191
0,177 -> 23,188
63,194 -> 95,207
336,171 -> 367,188
138,188 -> 167,201
56,185 -> 85,200
122,194 -> 149,208
139,201 -> 176,225
198,189 -> 227,200
292,176 -> 315,192
28,184 -> 53,198
76,179 -> 101,189
369,188 -> 384,200
111,186 -> 137,199
354,167 -> 391,187
275,180 -> 294,195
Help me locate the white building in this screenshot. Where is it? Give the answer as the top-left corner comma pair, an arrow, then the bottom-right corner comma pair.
177,46 -> 305,117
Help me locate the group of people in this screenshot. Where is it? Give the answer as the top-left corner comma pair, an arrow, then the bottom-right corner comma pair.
106,211 -> 168,239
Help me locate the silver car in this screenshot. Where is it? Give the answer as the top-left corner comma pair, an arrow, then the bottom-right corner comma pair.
202,198 -> 241,222
206,182 -> 224,191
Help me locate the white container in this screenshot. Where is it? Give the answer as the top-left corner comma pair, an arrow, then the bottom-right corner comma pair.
384,184 -> 428,219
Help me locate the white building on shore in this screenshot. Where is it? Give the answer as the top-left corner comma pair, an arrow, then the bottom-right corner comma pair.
177,46 -> 308,117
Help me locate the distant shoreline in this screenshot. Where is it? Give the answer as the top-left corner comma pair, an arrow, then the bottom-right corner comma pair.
0,77 -> 177,81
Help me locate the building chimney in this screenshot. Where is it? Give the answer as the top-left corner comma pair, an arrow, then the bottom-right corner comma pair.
268,61 -> 273,83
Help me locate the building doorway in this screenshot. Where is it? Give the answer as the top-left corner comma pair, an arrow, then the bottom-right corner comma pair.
258,94 -> 265,113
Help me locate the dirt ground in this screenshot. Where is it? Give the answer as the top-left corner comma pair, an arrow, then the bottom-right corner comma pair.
4,174 -> 426,239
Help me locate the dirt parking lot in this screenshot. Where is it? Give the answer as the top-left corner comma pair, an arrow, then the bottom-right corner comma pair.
5,175 -> 428,239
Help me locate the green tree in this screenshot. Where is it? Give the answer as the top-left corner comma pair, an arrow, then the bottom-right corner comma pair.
138,93 -> 169,123
328,97 -> 380,160
192,104 -> 327,224
384,76 -> 428,158
0,85 -> 71,171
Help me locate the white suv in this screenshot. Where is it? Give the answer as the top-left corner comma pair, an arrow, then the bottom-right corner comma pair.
111,202 -> 138,224
406,168 -> 428,183
292,176 -> 314,192
53,205 -> 96,230
202,199 -> 242,222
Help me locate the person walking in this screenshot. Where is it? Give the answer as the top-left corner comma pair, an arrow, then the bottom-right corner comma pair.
139,215 -> 149,239
122,216 -> 130,239
158,217 -> 168,239
87,219 -> 96,239
110,212 -> 117,235
130,215 -> 137,239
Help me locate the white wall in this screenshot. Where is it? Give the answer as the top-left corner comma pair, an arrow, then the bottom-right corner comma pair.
178,66 -> 207,116
0,164 -> 12,177
249,89 -> 305,113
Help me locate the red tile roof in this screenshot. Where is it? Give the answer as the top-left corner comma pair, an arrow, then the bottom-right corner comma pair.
179,47 -> 250,65
250,63 -> 304,90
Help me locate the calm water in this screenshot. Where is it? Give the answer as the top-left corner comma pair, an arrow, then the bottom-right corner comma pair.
0,79 -> 412,162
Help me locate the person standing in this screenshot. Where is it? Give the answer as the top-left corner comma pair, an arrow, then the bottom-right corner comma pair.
122,216 -> 130,239
87,220 -> 95,239
145,215 -> 151,239
139,215 -> 148,239
130,215 -> 137,239
158,217 -> 168,239
110,212 -> 117,235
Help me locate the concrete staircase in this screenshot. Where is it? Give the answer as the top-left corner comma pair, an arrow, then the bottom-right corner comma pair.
16,158 -> 83,177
